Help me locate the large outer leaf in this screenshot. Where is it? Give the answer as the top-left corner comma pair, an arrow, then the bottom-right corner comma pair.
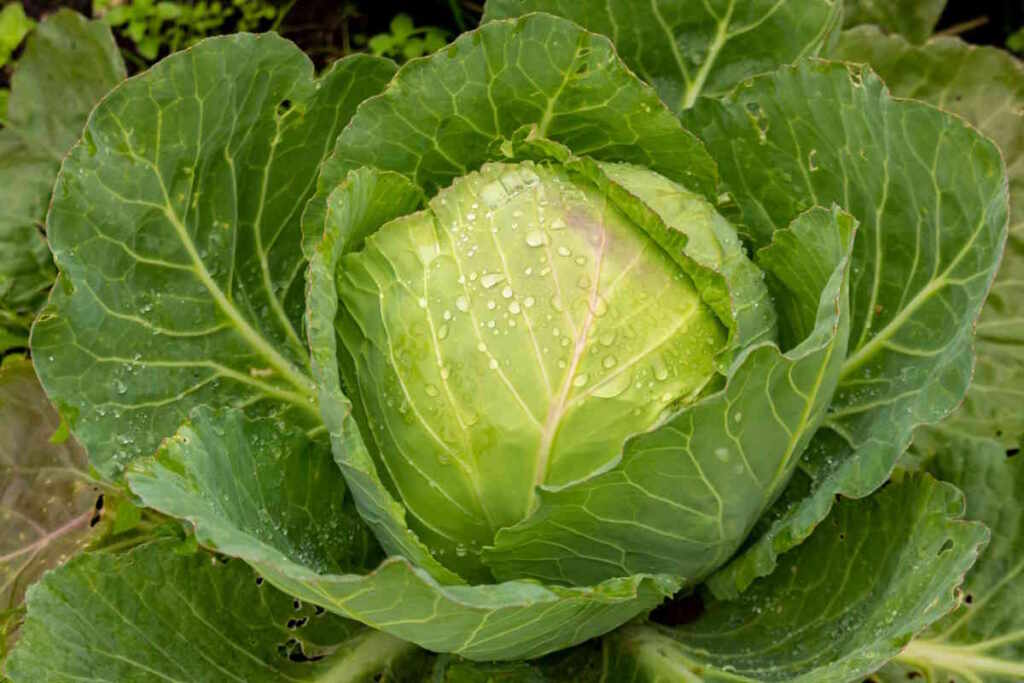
842,0 -> 947,44
683,60 -> 1008,598
4,541 -> 421,682
602,474 -> 988,682
484,207 -> 854,586
30,34 -> 395,477
125,408 -> 679,662
0,358 -> 99,632
0,10 -> 124,350
834,28 -> 1024,454
301,12 -> 718,256
876,442 -> 1024,682
481,0 -> 841,113
830,30 -> 1024,682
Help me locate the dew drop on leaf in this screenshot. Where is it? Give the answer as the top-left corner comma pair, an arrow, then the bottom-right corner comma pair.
525,230 -> 547,247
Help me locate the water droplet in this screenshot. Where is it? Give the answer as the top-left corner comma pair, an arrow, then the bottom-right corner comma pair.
525,230 -> 547,247
549,217 -> 566,230
714,447 -> 730,461
734,411 -> 743,423
425,385 -> 439,397
477,342 -> 487,352
443,310 -> 452,321
113,379 -> 127,395
557,246 -> 571,257
652,356 -> 669,381
599,332 -> 616,347
481,273 -> 505,289
508,301 -> 521,314
602,356 -> 617,369
572,374 -> 589,387
577,275 -> 592,289
487,300 -> 497,310
489,358 -> 499,370
456,296 -> 470,312
523,296 -> 536,308
440,367 -> 450,380
438,324 -> 450,340
481,181 -> 506,208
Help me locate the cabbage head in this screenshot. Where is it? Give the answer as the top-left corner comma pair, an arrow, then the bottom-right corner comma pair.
10,6 -> 1011,680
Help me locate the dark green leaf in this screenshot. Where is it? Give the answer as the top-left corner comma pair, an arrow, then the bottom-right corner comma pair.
303,13 -> 718,256
5,541 -> 419,682
0,10 -> 124,351
833,28 -> 1024,455
31,34 -> 395,477
842,0 -> 947,43
482,0 -> 842,112
603,474 -> 988,682
874,442 -> 1024,682
684,60 -> 1007,598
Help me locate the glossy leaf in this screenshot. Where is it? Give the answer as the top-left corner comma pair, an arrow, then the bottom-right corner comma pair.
834,28 -> 1024,455
484,207 -> 854,586
125,408 -> 679,662
302,12 -> 719,256
0,10 -> 124,350
482,0 -> 842,112
31,34 -> 396,477
4,541 -> 421,682
684,60 -> 1007,598
602,474 -> 988,682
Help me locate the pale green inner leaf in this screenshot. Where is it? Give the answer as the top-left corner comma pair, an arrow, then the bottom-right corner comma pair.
337,160 -> 725,577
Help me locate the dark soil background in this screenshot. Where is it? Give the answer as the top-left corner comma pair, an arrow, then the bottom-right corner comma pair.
12,0 -> 1024,73
936,0 -> 1023,46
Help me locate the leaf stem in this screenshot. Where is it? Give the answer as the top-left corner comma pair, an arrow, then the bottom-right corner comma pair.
936,16 -> 989,37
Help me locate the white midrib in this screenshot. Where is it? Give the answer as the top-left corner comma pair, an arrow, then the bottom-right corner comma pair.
680,1 -> 734,110
840,186 -> 994,381
531,230 -> 607,492
161,202 -> 317,400
897,638 -> 1024,679
111,117 -> 316,405
248,115 -> 309,360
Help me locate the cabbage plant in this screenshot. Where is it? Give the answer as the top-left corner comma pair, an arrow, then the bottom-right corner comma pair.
2,2 -> 1020,681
